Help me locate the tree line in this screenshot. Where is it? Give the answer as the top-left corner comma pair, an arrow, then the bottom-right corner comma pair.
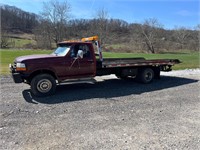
1,5 -> 39,33
1,1 -> 199,53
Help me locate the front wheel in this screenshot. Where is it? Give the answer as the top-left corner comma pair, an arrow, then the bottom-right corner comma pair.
31,74 -> 56,97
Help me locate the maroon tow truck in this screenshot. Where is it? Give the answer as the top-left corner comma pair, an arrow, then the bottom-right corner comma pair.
10,36 -> 180,96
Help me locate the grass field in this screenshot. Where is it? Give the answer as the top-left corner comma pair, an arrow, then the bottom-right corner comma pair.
11,38 -> 35,48
0,49 -> 52,75
0,49 -> 199,75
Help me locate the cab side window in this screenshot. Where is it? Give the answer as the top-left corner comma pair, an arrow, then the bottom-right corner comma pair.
82,44 -> 91,58
70,44 -> 91,58
70,45 -> 79,58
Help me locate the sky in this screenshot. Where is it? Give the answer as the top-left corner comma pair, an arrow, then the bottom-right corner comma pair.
1,0 -> 199,29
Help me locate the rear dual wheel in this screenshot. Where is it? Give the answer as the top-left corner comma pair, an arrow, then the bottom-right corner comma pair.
136,68 -> 154,83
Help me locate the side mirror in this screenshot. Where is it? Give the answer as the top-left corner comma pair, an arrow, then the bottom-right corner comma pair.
77,50 -> 83,59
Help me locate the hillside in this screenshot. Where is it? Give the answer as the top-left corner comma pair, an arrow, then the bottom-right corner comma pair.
0,4 -> 199,53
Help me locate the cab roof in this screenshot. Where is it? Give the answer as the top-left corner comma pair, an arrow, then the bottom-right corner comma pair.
57,41 -> 92,45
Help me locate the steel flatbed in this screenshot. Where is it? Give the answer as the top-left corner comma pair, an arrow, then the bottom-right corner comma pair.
97,58 -> 180,70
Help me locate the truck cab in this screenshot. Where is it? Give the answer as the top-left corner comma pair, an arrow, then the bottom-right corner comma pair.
54,42 -> 96,79
10,41 -> 99,96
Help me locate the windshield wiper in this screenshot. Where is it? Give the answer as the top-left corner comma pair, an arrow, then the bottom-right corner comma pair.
53,52 -> 58,56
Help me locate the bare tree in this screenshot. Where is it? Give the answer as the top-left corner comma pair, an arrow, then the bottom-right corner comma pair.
0,31 -> 10,48
195,24 -> 200,51
1,5 -> 39,33
140,18 -> 163,53
94,8 -> 109,46
173,27 -> 191,49
40,0 -> 71,43
34,20 -> 53,49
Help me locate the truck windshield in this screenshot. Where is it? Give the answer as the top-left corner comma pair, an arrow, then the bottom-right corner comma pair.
52,46 -> 71,56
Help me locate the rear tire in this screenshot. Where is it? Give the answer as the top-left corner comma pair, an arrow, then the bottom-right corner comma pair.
136,68 -> 154,83
31,74 -> 56,97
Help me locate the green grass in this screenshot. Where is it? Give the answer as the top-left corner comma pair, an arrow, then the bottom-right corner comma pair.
11,38 -> 35,48
13,39 -> 32,47
0,49 -> 53,75
0,49 -> 199,75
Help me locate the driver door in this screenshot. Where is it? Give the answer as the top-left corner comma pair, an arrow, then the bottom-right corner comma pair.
65,44 -> 95,78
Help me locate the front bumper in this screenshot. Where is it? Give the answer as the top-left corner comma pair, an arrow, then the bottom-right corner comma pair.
12,73 -> 23,83
9,64 -> 23,83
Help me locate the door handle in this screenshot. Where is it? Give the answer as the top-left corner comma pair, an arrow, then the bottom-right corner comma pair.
87,60 -> 94,62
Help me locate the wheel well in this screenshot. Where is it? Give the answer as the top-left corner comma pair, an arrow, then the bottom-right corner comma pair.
28,70 -> 57,83
137,66 -> 159,69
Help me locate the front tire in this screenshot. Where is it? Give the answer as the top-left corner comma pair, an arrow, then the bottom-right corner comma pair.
31,74 -> 56,97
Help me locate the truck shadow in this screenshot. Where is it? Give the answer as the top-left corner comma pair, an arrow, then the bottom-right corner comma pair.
22,76 -> 199,104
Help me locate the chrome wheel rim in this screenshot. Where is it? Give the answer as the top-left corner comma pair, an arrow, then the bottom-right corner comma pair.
37,79 -> 52,93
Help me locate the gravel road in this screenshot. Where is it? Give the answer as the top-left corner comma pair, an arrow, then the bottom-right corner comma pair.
0,69 -> 200,150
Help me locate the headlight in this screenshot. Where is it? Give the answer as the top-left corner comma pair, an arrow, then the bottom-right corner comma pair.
16,63 -> 26,71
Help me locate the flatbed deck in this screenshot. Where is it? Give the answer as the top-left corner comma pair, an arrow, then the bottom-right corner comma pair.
97,58 -> 180,69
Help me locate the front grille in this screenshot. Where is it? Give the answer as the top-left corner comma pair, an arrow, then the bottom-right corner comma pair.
10,62 -> 17,73
13,62 -> 17,69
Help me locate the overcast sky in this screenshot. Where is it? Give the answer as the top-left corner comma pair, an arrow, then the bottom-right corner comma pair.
1,0 -> 199,29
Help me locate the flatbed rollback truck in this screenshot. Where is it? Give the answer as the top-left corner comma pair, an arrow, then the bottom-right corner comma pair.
10,36 -> 180,97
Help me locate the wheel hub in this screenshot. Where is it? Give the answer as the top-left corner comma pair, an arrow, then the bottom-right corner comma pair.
145,72 -> 152,81
37,79 -> 52,93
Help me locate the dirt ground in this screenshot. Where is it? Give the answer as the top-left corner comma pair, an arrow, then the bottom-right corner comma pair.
0,71 -> 200,150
